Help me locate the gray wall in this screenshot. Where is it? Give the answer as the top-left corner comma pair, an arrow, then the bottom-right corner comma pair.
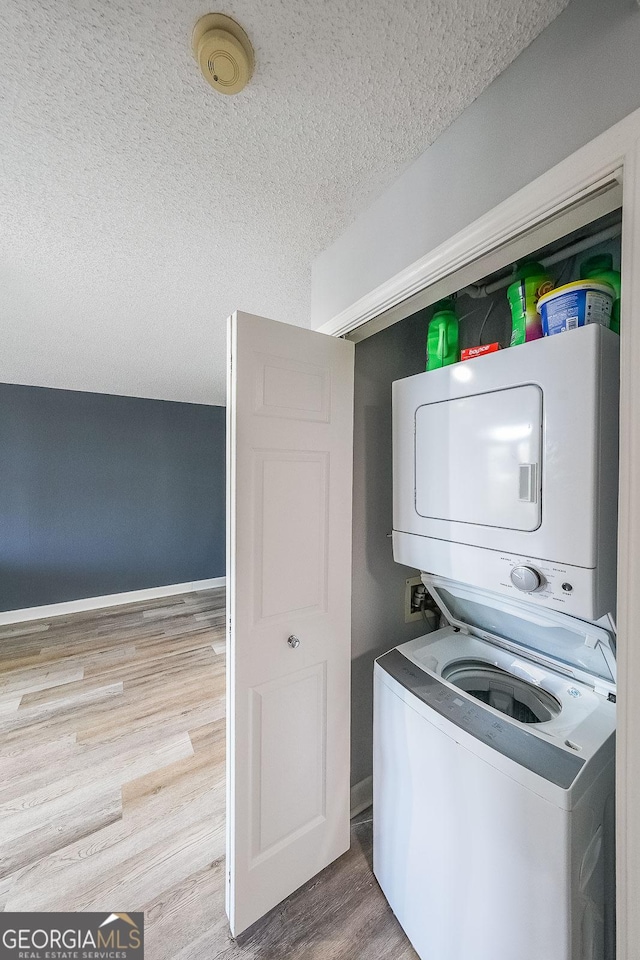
312,0 -> 640,326
0,383 -> 225,612
351,312 -> 434,787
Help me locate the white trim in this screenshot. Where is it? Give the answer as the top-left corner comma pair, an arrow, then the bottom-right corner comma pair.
225,313 -> 236,925
326,180 -> 622,344
350,775 -> 373,819
317,111 -> 639,341
321,104 -> 640,960
0,577 -> 226,625
614,134 -> 640,960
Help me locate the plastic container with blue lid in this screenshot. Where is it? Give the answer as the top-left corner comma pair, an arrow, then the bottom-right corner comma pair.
537,280 -> 615,337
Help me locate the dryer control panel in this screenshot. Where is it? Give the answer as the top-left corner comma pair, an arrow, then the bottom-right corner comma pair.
393,529 -> 611,620
496,553 -> 586,610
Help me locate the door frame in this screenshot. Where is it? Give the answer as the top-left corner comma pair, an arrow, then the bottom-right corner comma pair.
317,106 -> 640,960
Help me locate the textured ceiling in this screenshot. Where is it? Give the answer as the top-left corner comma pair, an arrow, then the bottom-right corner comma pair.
1,0 -> 569,405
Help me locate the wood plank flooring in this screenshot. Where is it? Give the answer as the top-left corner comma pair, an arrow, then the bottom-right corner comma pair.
0,589 -> 416,959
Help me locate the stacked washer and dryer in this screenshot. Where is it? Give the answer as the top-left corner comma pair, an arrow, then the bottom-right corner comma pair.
374,323 -> 619,960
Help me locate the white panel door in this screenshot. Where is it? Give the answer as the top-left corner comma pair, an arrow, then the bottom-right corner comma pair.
226,311 -> 354,937
415,385 -> 543,531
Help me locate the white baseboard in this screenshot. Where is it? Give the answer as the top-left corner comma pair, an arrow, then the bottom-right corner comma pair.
0,577 -> 226,626
350,775 -> 373,818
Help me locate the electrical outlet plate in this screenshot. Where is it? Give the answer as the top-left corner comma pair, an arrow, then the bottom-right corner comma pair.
405,576 -> 424,623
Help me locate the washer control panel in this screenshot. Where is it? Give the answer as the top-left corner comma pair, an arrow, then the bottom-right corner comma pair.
377,649 -> 586,789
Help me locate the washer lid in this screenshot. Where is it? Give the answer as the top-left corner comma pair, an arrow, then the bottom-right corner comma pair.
424,574 -> 616,691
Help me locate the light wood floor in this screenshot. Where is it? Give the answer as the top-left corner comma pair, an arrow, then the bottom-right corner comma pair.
0,589 -> 416,959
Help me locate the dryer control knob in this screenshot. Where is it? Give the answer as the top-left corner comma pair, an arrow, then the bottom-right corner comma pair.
510,565 -> 543,593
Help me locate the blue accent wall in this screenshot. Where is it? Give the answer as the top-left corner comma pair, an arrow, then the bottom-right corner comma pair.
0,383 -> 225,612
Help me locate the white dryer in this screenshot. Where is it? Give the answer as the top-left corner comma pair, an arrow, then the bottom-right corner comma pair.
374,575 -> 616,960
392,324 -> 620,620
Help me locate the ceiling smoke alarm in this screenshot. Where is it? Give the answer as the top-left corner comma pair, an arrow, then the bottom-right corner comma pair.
192,13 -> 254,95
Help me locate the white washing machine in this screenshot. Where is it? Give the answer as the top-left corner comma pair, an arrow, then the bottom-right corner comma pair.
374,575 -> 616,960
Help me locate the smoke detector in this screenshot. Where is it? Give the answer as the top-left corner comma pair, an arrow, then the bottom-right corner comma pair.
192,13 -> 254,95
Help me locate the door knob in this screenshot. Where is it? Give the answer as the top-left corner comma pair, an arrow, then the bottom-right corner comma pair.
287,635 -> 301,649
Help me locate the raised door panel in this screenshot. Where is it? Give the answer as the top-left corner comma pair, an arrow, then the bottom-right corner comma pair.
254,354 -> 331,422
249,661 -> 327,863
252,450 -> 329,623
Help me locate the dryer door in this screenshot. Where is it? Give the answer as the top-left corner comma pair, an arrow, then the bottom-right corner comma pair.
415,385 -> 542,531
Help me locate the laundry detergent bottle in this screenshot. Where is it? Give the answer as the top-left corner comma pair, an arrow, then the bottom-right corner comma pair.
580,253 -> 621,334
426,299 -> 459,370
507,261 -> 554,346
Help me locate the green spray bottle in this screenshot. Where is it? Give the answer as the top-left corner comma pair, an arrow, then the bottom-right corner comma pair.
426,299 -> 459,371
580,254 -> 621,334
